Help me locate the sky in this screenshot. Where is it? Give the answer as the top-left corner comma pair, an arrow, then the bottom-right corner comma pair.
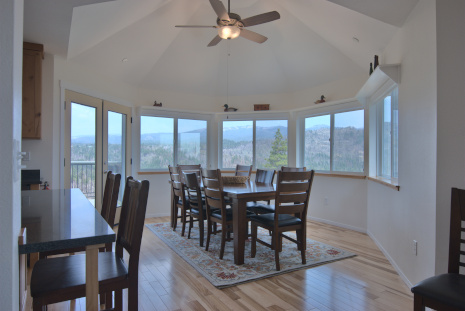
71,103 -> 125,138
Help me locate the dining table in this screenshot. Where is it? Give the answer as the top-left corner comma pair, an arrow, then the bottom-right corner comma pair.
223,181 -> 276,265
19,188 -> 116,311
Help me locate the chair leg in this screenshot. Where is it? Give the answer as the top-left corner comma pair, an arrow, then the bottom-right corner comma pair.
181,209 -> 187,236
188,213 -> 193,239
206,219 -> 212,251
173,207 -> 178,231
32,299 -> 44,311
273,230 -> 281,271
199,217 -> 204,247
251,223 -> 257,258
413,294 -> 426,311
220,226 -> 227,259
128,280 -> 139,311
114,289 -> 123,311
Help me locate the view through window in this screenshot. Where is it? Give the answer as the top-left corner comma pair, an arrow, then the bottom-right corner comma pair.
222,120 -> 288,169
140,116 -> 207,170
305,109 -> 364,173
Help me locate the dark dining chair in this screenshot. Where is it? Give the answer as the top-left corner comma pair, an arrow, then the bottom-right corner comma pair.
202,169 -> 255,259
178,164 -> 201,183
185,172 -> 219,247
411,187 -> 465,311
247,169 -> 276,214
30,177 -> 150,311
235,164 -> 252,178
250,170 -> 315,271
281,166 -> 306,172
171,172 -> 191,236
169,165 -> 182,229
39,171 -> 121,258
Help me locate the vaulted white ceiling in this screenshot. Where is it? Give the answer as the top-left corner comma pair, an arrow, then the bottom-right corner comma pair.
23,0 -> 418,97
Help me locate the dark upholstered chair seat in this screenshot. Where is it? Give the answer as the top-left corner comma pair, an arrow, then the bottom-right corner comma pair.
191,206 -> 219,217
31,253 -> 127,298
249,213 -> 302,227
211,208 -> 254,221
411,273 -> 465,309
247,202 -> 274,214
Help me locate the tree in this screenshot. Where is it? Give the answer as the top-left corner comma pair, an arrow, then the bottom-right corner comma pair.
265,128 -> 288,169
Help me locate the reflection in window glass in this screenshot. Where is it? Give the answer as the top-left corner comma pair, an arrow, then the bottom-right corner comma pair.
107,111 -> 126,202
333,110 -> 364,172
140,116 -> 174,169
177,119 -> 207,166
256,120 -> 288,169
305,115 -> 330,170
382,96 -> 392,177
222,121 -> 253,168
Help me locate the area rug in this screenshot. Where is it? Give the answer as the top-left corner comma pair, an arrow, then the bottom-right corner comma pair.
146,222 -> 356,288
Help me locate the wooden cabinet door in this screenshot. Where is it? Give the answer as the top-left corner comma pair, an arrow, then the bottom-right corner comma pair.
22,43 -> 43,139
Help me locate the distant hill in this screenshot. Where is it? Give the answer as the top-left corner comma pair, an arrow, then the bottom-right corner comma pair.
224,125 -> 288,142
72,134 -> 125,144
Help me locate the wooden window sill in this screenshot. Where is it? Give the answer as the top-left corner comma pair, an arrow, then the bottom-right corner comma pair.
368,176 -> 400,191
315,172 -> 366,180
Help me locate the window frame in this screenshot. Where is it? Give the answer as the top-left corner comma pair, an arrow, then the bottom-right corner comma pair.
218,112 -> 290,170
137,108 -> 211,172
297,101 -> 366,175
374,87 -> 398,181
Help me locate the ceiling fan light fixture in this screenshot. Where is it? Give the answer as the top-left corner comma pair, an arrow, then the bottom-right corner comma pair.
218,26 -> 240,39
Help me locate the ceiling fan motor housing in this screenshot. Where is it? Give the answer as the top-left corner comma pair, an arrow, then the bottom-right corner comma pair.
217,13 -> 243,27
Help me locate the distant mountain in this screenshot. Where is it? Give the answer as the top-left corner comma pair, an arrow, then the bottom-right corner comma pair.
224,126 -> 288,142
72,135 -> 125,144
305,124 -> 330,130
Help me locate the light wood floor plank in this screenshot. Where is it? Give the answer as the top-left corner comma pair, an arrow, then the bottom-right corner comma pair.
25,217 -> 412,310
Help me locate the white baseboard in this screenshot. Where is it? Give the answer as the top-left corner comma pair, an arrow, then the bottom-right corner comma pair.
146,212 -> 170,218
308,216 -> 367,233
367,230 -> 413,289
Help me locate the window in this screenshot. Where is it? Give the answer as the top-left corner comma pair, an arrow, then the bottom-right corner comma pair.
140,116 -> 207,170
377,89 -> 398,179
221,119 -> 288,170
304,109 -> 364,173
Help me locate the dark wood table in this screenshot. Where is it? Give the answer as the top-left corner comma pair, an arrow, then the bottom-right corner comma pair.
223,181 -> 276,265
20,189 -> 116,311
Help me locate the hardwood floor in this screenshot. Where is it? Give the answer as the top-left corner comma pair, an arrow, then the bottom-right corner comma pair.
25,217 -> 413,310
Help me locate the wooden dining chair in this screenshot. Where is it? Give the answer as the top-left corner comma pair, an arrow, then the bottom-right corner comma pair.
281,166 -> 306,172
171,172 -> 191,236
39,171 -> 121,259
247,169 -> 276,214
184,172 -> 217,247
235,164 -> 252,178
250,170 -> 315,271
202,169 -> 254,259
411,187 -> 465,311
30,177 -> 150,311
168,165 -> 182,228
178,164 -> 201,183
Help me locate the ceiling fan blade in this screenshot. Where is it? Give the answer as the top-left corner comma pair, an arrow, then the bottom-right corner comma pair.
207,35 -> 223,47
240,11 -> 280,27
209,0 -> 230,22
175,25 -> 217,28
239,29 -> 267,44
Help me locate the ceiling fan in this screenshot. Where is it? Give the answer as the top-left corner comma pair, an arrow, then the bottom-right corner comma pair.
175,0 -> 280,47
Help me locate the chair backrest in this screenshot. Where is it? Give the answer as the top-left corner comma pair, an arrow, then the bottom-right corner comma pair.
100,171 -> 121,228
116,177 -> 150,277
448,188 -> 465,274
235,164 -> 252,178
255,169 -> 276,184
281,166 -> 306,172
184,172 -> 204,218
202,169 -> 227,216
274,170 -> 315,221
171,173 -> 186,205
168,165 -> 179,180
178,164 -> 201,183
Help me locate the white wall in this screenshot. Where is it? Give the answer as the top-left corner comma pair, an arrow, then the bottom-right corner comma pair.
0,0 -> 23,309
367,0 -> 437,286
435,0 -> 465,274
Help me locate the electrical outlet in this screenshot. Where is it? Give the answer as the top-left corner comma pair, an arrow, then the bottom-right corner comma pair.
413,240 -> 418,256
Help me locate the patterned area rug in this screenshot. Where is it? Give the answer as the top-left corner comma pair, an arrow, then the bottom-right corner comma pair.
146,222 -> 356,288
